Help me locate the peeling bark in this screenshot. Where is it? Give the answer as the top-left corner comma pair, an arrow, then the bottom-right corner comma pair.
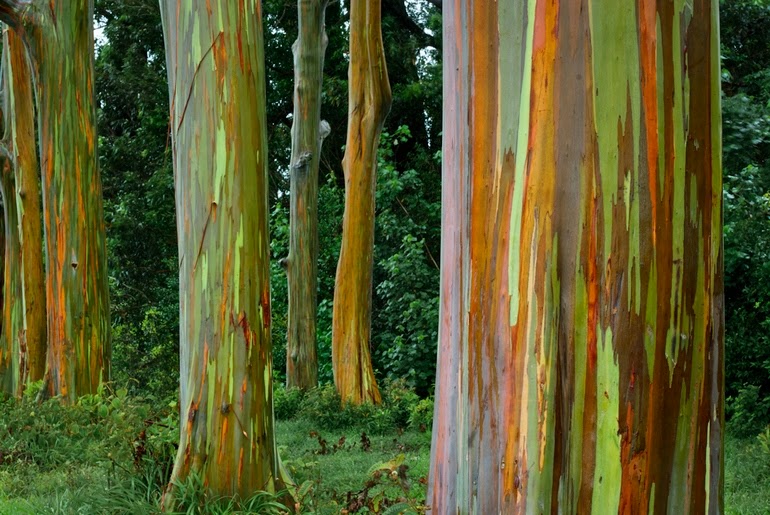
429,1 -> 723,513
331,0 -> 392,405
160,0 -> 281,503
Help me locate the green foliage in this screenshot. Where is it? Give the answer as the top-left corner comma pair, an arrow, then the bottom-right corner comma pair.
273,384 -> 306,420
287,382 -> 422,435
407,398 -> 434,432
95,0 -> 179,397
373,128 -> 441,396
168,473 -> 288,515
0,389 -> 177,513
721,0 -> 770,435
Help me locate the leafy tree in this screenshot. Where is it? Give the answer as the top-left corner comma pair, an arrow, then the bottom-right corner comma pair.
429,1 -> 723,512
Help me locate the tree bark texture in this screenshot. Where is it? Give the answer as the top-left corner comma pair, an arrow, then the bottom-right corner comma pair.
285,0 -> 330,390
160,0 -> 281,502
331,0 -> 392,405
428,1 -> 723,513
0,0 -> 111,401
0,150 -> 22,396
0,29 -> 46,396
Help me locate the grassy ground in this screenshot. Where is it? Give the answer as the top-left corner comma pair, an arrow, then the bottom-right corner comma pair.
725,428 -> 770,515
0,393 -> 768,514
276,420 -> 431,513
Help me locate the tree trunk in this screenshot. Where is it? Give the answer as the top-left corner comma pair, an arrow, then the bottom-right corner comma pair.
160,0 -> 281,503
428,1 -> 723,513
0,0 -> 111,402
285,0 -> 330,390
0,151 -> 22,396
0,29 -> 46,395
331,0 -> 391,405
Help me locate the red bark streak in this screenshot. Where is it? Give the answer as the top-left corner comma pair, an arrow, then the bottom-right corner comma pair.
219,417 -> 229,463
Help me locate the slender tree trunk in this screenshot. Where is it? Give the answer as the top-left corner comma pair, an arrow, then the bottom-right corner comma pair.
284,0 -> 330,390
331,0 -> 391,405
160,0 -> 281,503
0,151 -> 22,396
0,0 -> 111,402
429,1 -> 723,513
0,29 -> 46,393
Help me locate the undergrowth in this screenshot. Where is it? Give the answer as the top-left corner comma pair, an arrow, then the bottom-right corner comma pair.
0,381 -> 432,514
1,382 -> 768,513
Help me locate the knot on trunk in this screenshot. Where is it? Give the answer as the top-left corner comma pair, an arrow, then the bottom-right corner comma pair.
319,120 -> 331,140
291,151 -> 313,171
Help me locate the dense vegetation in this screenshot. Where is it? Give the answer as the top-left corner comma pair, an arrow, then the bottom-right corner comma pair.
0,0 -> 769,512
721,0 -> 770,436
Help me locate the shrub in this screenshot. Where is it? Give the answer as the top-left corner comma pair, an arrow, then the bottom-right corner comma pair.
273,384 -> 306,420
408,397 -> 434,431
381,379 -> 420,429
294,382 -> 424,435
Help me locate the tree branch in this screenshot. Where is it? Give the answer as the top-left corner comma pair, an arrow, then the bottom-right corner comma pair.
383,0 -> 438,49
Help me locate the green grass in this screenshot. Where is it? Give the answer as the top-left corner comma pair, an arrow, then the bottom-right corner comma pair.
276,419 -> 431,513
725,428 -> 770,515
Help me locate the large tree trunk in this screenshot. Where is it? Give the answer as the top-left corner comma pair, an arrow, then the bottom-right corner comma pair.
331,0 -> 391,405
160,0 -> 281,503
428,1 -> 723,513
284,0 -> 330,390
0,29 -> 46,396
0,0 -> 111,402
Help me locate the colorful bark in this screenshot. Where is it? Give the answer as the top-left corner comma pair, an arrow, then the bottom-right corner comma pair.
0,150 -> 23,396
284,0 -> 330,390
429,1 -> 723,513
160,0 -> 280,502
331,0 -> 391,405
0,0 -> 111,401
0,29 -> 46,391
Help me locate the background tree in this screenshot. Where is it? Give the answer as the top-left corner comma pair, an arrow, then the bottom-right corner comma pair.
283,0 -> 330,390
429,0 -> 723,512
0,140 -> 20,396
160,0 -> 281,502
331,0 -> 392,405
0,28 -> 44,395
4,29 -> 45,387
0,0 -> 111,401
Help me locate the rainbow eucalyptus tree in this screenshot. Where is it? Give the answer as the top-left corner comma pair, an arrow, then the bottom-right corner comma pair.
160,0 -> 281,503
283,0 -> 330,390
429,1 -> 723,513
331,0 -> 391,405
0,148 -> 19,396
0,0 -> 110,401
0,29 -> 45,397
